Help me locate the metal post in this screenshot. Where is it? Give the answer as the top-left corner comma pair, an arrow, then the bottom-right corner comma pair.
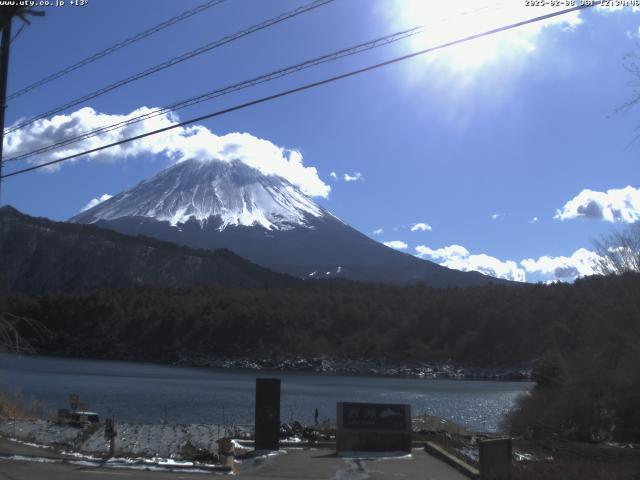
105,417 -> 117,457
0,18 -> 12,201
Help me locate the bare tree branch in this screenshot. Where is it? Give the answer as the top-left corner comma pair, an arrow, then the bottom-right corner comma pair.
593,224 -> 640,275
0,312 -> 50,354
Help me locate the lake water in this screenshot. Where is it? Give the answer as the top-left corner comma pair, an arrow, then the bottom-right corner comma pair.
0,353 -> 533,432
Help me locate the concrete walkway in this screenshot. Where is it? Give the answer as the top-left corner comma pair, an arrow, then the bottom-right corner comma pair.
0,438 -> 469,479
237,449 -> 470,479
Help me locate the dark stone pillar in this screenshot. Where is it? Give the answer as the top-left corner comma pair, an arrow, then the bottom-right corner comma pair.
255,378 -> 281,451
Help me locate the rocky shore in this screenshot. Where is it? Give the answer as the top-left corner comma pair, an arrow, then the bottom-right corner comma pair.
176,356 -> 532,381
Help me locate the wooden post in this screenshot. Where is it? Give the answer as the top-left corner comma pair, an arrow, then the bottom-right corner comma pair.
105,417 -> 117,457
0,18 -> 12,200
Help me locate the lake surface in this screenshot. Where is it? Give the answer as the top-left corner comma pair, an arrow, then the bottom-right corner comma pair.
0,353 -> 533,432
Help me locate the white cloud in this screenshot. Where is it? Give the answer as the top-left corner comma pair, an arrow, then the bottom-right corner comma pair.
416,244 -> 470,260
372,228 -> 384,235
5,107 -> 330,198
344,172 -> 363,182
329,171 -> 364,182
410,222 -> 432,232
384,240 -> 408,250
81,193 -> 112,212
596,4 -> 640,14
521,248 -> 599,282
530,216 -> 539,223
415,239 -> 604,283
490,213 -> 501,220
415,244 -> 525,282
554,186 -> 640,223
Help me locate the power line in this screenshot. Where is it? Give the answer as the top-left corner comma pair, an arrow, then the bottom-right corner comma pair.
6,0 -> 226,101
1,2 -> 600,180
3,0 -> 334,135
3,27 -> 423,164
9,23 -> 25,44
3,2 -> 504,164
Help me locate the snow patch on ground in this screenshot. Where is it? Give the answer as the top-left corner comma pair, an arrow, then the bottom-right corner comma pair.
0,420 -> 250,458
0,420 -> 79,446
3,454 -> 57,463
337,451 -> 413,459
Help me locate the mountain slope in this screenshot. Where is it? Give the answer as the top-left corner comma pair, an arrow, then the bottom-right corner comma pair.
71,159 -> 511,287
0,206 -> 300,292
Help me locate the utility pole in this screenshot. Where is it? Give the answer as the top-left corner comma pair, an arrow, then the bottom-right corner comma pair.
0,7 -> 43,201
0,18 -> 11,202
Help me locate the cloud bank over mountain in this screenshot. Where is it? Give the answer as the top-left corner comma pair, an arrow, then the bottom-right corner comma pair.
81,194 -> 112,212
415,243 -> 600,283
521,248 -> 599,282
5,107 -> 330,198
415,244 -> 525,282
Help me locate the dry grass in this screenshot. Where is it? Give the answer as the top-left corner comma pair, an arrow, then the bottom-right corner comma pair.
514,459 -> 640,480
513,439 -> 640,480
412,431 -> 640,479
0,312 -> 50,421
0,389 -> 51,421
0,392 -> 29,419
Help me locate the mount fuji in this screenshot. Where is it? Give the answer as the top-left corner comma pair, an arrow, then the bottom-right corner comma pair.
71,158 -> 507,287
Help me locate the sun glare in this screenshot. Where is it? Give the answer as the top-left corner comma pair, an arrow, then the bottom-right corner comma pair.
392,0 -> 582,71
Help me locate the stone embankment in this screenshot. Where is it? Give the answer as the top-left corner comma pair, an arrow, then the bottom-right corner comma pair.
0,419 -> 250,459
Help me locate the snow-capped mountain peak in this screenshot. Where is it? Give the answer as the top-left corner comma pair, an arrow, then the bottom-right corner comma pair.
69,157 -> 510,287
72,159 -> 327,231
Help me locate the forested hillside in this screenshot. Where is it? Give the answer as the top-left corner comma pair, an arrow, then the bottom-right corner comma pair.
0,206 -> 300,291
3,273 -> 639,368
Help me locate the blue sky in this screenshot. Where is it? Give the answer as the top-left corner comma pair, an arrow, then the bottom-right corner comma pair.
1,0 -> 639,283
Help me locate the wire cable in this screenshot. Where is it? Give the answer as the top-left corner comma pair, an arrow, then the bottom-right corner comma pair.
0,2 -> 600,179
3,2 -> 506,164
3,27 -> 423,164
4,0 -> 334,135
6,0 -> 226,101
10,23 -> 25,44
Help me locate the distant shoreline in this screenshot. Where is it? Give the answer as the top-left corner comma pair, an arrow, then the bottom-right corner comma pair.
174,356 -> 533,381
2,351 -> 533,382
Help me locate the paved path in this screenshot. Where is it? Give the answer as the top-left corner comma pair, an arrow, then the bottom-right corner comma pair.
0,438 -> 469,479
237,449 -> 470,479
